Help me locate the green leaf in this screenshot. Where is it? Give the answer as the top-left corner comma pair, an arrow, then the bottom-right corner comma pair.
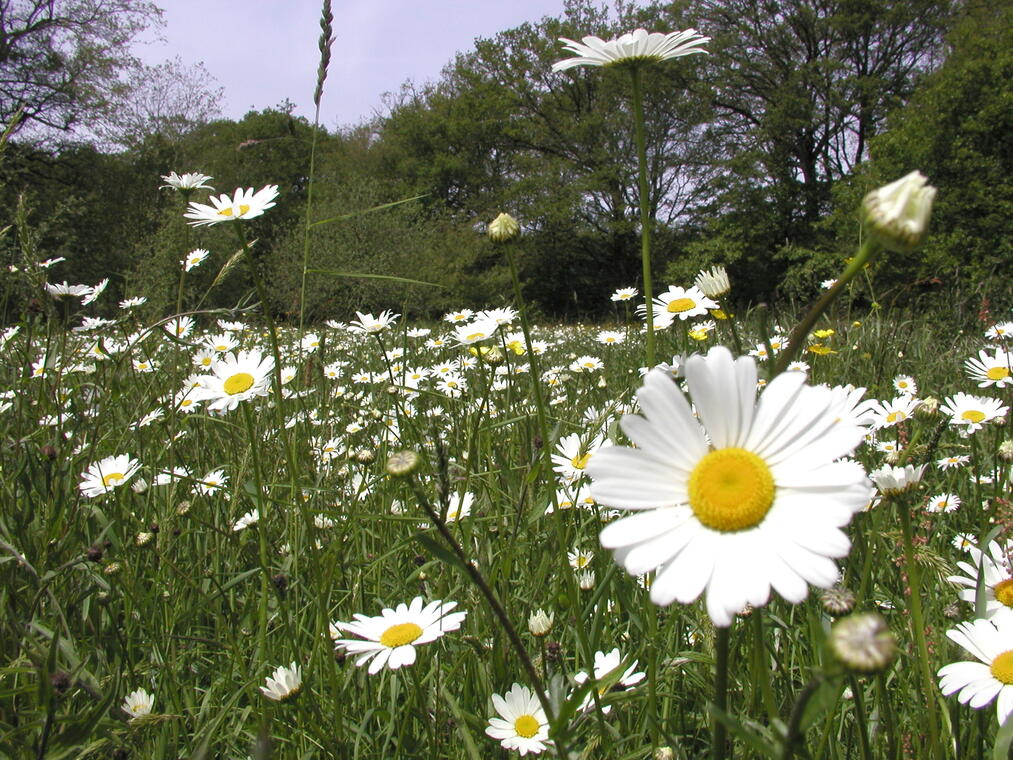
414,531 -> 466,572
307,194 -> 428,228
708,703 -> 778,757
304,270 -> 445,288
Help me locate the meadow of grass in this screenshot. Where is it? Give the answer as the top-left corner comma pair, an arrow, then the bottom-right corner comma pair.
1,209 -> 1011,760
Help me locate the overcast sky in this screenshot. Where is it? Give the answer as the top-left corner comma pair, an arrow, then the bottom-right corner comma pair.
135,1 -> 571,130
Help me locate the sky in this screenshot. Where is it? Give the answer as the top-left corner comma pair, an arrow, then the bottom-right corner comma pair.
135,1 -> 572,131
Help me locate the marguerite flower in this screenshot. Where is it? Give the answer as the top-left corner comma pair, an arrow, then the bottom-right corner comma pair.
572,648 -> 645,714
611,287 -> 638,302
586,346 -> 872,627
182,248 -> 210,272
938,616 -> 1013,725
184,185 -> 279,226
485,683 -> 550,756
260,662 -> 301,701
332,597 -> 466,675
79,454 -> 141,498
121,688 -> 154,720
194,350 -> 274,413
965,348 -> 1012,389
160,171 -> 214,191
552,28 -> 709,71
940,392 -> 1008,434
947,538 -> 1013,622
347,310 -> 399,334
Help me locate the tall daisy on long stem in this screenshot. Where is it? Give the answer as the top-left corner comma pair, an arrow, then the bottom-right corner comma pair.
553,28 -> 709,370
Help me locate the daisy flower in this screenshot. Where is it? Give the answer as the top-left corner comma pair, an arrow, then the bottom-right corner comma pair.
925,492 -> 961,513
586,346 -> 872,627
443,309 -> 474,323
182,248 -> 210,272
597,330 -> 625,345
121,688 -> 154,720
867,396 -> 920,429
938,454 -> 970,470
79,454 -> 141,498
260,662 -> 301,701
552,432 -> 606,484
940,392 -> 1008,434
568,547 -> 594,570
485,683 -> 550,756
869,464 -> 925,495
552,28 -> 709,71
194,350 -> 274,413
643,285 -> 718,328
573,648 -> 645,714
332,597 -> 466,675
893,375 -> 917,396
453,318 -> 499,345
986,322 -> 1012,342
611,287 -> 638,302
184,185 -> 279,226
347,310 -> 399,334
232,509 -> 259,531
694,265 -> 730,298
938,616 -> 1013,725
45,282 -> 92,300
947,538 -> 1013,622
194,469 -> 228,496
965,348 -> 1012,389
160,171 -> 213,191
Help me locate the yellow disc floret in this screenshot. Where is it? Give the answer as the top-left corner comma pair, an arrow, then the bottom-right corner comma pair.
961,409 -> 986,423
571,453 -> 591,470
102,472 -> 124,487
986,367 -> 1010,382
689,448 -> 775,532
991,650 -> 1013,684
994,578 -> 1013,608
667,297 -> 696,313
223,372 -> 255,395
380,622 -> 423,648
513,714 -> 540,738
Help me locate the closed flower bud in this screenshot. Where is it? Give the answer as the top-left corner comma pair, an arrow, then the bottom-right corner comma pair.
861,171 -> 936,253
821,585 -> 856,616
999,440 -> 1013,462
386,450 -> 421,477
488,212 -> 520,242
527,608 -> 554,637
830,612 -> 896,673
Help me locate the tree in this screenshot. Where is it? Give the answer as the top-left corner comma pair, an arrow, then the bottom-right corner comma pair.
0,0 -> 162,139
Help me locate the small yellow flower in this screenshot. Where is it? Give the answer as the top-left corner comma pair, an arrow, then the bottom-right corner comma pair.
808,344 -> 838,356
710,309 -> 730,320
813,328 -> 835,339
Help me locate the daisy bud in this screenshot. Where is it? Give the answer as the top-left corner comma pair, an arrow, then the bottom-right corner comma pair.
386,450 -> 421,477
654,749 -> 676,760
354,449 -> 375,464
694,265 -> 731,298
527,609 -> 555,637
135,532 -> 154,548
488,212 -> 520,242
861,171 -> 936,253
821,585 -> 856,616
998,440 -> 1013,462
830,612 -> 896,673
917,396 -> 939,416
104,562 -> 122,576
870,463 -> 925,495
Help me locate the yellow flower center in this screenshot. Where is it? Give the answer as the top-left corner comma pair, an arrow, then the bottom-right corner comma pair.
571,453 -> 591,470
513,714 -> 540,739
466,332 -> 485,341
379,622 -> 423,648
102,472 -> 125,487
994,578 -> 1013,608
223,372 -> 255,395
961,409 -> 986,423
991,650 -> 1013,684
986,367 -> 1009,381
886,411 -> 906,423
667,297 -> 696,313
689,448 -> 775,532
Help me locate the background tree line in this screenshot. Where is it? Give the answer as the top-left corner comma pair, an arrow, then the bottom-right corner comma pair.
0,0 -> 1009,324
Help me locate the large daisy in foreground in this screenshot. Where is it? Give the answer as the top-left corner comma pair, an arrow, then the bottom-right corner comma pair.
586,346 -> 872,626
938,616 -> 1013,725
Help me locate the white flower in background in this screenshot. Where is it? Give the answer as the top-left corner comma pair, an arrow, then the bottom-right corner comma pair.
552,28 -> 710,71
182,248 -> 210,272
121,688 -> 154,720
347,310 -> 399,334
485,683 -> 550,756
79,454 -> 141,498
260,662 -> 302,702
573,648 -> 646,714
184,185 -> 279,226
161,171 -> 214,191
870,464 -> 925,495
947,538 -> 1013,622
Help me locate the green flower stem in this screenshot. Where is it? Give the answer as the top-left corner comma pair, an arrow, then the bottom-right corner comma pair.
849,675 -> 873,760
781,674 -> 825,760
751,610 -> 779,722
773,238 -> 880,376
629,65 -> 655,370
896,494 -> 941,757
713,625 -> 731,760
241,402 -> 271,663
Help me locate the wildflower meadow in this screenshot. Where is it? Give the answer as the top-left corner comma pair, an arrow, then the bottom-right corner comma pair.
1,2 -> 1012,760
